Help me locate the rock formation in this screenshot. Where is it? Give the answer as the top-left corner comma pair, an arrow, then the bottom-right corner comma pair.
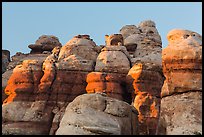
56,93 -> 138,135
2,52 -> 49,104
28,35 -> 62,54
86,34 -> 131,102
2,34 -> 100,135
120,20 -> 162,67
158,29 -> 202,135
2,21 -> 202,135
122,20 -> 164,135
126,62 -> 164,135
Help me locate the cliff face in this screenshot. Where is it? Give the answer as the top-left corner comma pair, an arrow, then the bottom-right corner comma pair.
2,21 -> 202,135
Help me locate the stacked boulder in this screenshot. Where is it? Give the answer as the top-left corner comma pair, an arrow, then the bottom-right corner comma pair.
124,20 -> 164,135
158,29 -> 202,135
28,35 -> 62,54
86,34 -> 132,102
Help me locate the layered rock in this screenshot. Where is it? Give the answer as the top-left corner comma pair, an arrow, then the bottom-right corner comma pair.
56,93 -> 138,135
2,59 -> 53,135
28,35 -> 62,54
46,35 -> 98,134
86,72 -> 127,101
158,29 -> 202,135
2,34 -> 93,134
86,34 -> 131,102
126,63 -> 164,135
2,51 -> 49,104
161,29 -> 202,97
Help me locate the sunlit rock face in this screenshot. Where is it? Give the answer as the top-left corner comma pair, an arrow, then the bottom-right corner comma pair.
56,93 -> 139,135
161,29 -> 202,97
2,59 -> 51,135
86,72 -> 127,101
158,29 -> 202,135
28,35 -> 62,54
126,63 -> 164,135
86,34 -> 131,102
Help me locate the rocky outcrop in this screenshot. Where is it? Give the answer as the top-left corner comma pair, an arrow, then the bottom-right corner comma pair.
56,93 -> 138,135
37,35 -> 99,134
126,63 -> 164,135
2,22 -> 201,135
28,35 -> 62,54
120,20 -> 162,67
158,29 -> 202,135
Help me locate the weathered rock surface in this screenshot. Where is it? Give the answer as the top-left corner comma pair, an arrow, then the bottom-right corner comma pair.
105,34 -> 124,46
2,35 -> 97,135
55,93 -> 139,135
3,59 -> 44,104
159,29 -> 202,135
28,35 -> 62,54
36,35 -> 98,134
95,46 -> 131,74
161,29 -> 202,97
126,62 -> 164,135
2,50 -> 10,73
2,59 -> 53,135
87,35 -> 131,102
120,20 -> 162,65
158,92 -> 202,135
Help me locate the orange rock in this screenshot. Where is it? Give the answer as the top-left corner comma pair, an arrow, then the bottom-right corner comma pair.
127,63 -> 164,135
161,29 -> 202,97
86,72 -> 128,101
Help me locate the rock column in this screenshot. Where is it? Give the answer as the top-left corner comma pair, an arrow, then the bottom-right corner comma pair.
86,34 -> 132,102
158,29 -> 202,135
124,20 -> 164,135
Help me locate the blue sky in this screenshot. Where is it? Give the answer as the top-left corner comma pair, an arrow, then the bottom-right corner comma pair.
2,2 -> 202,56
